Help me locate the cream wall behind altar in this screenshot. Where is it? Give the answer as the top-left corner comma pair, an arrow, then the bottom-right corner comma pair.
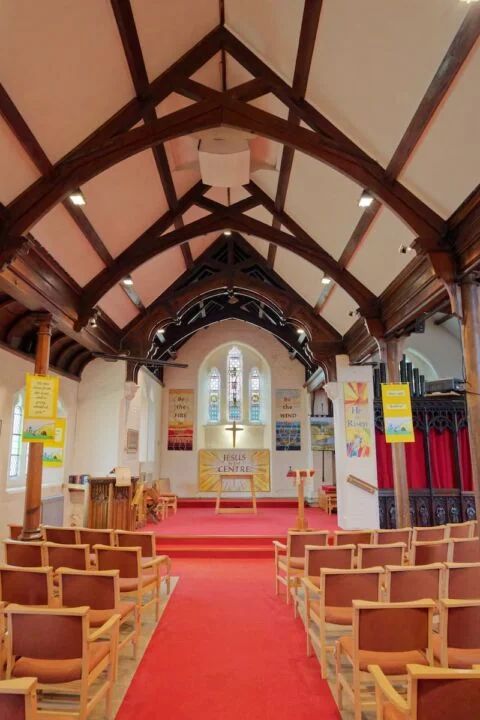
160,320 -> 311,497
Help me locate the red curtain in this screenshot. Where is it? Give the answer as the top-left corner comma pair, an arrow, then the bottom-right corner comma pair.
459,427 -> 473,491
429,429 -> 455,489
405,428 -> 428,489
375,429 -> 394,489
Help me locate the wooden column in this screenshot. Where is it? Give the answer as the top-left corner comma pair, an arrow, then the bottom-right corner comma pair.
460,277 -> 480,526
385,338 -> 411,528
19,314 -> 52,541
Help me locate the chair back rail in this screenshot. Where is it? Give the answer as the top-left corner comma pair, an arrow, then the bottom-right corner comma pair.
358,542 -> 406,569
41,526 -> 77,544
304,545 -> 355,577
384,563 -> 445,603
445,562 -> 480,600
321,567 -> 383,608
333,530 -> 374,547
451,538 -> 480,564
0,566 -> 54,606
115,531 -> 156,558
411,539 -> 452,566
3,541 -> 45,568
44,543 -> 89,571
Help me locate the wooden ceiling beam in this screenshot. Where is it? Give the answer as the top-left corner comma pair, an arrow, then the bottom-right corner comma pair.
195,195 -> 260,214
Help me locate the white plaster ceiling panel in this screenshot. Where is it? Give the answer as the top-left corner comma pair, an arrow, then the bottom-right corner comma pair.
274,248 -> 325,307
347,206 -> 415,295
130,247 -> 186,307
250,166 -> 279,204
230,186 -> 251,203
165,136 -> 199,174
0,116 -> 41,204
244,205 -> 273,227
306,0 -> 469,167
156,93 -> 194,119
226,55 -> 254,89
190,53 -> 223,91
399,45 -> 480,219
82,151 -> 167,259
191,234 -> 218,260
182,205 -> 210,226
249,93 -> 289,122
225,0 -> 303,85
243,236 -> 269,260
285,150 -> 363,260
320,286 -> 357,336
1,1 -> 135,163
97,285 -> 139,329
131,0 -> 219,82
172,168 -> 203,200
204,187 -> 229,206
31,206 -> 105,287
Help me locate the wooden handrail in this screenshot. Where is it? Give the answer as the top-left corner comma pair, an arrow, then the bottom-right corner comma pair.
346,475 -> 377,494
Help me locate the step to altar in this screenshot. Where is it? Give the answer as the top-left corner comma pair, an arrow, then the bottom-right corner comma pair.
155,533 -> 285,558
177,498 -> 297,508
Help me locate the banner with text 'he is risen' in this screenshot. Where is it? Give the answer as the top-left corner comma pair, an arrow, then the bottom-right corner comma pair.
168,389 -> 194,451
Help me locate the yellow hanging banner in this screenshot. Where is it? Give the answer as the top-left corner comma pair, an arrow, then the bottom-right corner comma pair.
24,373 -> 58,420
381,383 -> 415,444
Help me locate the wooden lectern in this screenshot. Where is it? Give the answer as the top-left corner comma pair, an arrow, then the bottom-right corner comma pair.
287,469 -> 315,530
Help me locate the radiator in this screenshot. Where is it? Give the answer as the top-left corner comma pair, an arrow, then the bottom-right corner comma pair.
41,494 -> 65,526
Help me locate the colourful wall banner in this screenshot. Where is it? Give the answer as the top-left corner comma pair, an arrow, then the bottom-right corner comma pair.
381,383 -> 415,443
275,389 -> 302,451
25,373 -> 58,420
310,417 -> 335,451
344,381 -> 372,458
168,389 -> 194,451
198,449 -> 270,492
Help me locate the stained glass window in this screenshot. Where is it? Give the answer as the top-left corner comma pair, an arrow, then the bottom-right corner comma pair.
208,367 -> 221,423
9,396 -> 23,478
249,367 -> 261,422
227,346 -> 242,421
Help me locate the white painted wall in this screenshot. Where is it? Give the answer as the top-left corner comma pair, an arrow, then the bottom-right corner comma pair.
0,346 -> 78,539
160,320 -> 310,497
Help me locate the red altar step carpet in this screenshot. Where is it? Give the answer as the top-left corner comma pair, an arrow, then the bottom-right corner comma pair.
146,507 -> 339,558
116,559 -> 341,720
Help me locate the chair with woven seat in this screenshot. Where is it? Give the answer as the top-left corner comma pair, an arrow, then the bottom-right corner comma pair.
114,530 -> 171,594
303,566 -> 383,678
3,541 -> 45,569
0,566 -> 55,607
370,663 -> 480,720
44,542 -> 90,573
410,539 -> 452,566
336,599 -> 435,720
447,521 -> 477,540
357,543 -> 406,569
41,525 -> 77,544
293,545 -> 355,620
94,545 -> 164,623
412,525 -> 448,543
384,563 -> 445,604
273,531 -> 329,605
445,561 -> 480,600
5,604 -> 119,720
434,599 -> 480,668
0,677 -> 38,720
58,567 -> 138,661
450,537 -> 480,563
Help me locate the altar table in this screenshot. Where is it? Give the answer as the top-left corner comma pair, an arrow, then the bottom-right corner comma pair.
215,473 -> 257,514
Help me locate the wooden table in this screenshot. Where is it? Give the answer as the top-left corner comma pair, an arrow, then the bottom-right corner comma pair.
287,469 -> 315,530
215,473 -> 257,514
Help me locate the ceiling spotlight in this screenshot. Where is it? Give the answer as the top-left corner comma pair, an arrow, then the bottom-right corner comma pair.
69,189 -> 86,206
321,276 -> 332,285
223,230 -> 232,236
88,310 -> 99,329
398,244 -> 414,255
121,275 -> 134,286
227,292 -> 239,305
296,328 -> 304,335
157,328 -> 165,335
358,189 -> 373,208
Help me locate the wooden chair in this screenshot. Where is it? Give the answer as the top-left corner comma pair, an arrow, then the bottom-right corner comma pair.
434,599 -> 480,668
0,566 -> 55,607
336,599 -> 435,720
143,486 -> 168,523
412,525 -> 448,543
5,604 -> 119,720
273,531 -> 329,604
0,601 -> 5,680
370,663 -> 480,720
384,563 -> 445,604
0,677 -> 38,719
8,524 -> 23,540
357,543 -> 406,569
44,542 -> 90,573
447,521 -> 477,539
76,528 -> 115,547
410,539 -> 452,566
95,545 -> 164,623
3,541 -> 45,568
58,567 -> 138,661
114,530 -> 171,593
450,537 -> 480,563
333,529 -> 374,546
373,527 -> 412,552
154,478 -> 178,515
41,525 -> 77,544
303,567 -> 383,677
293,544 -> 355,620
445,561 -> 480,600
318,487 -> 337,515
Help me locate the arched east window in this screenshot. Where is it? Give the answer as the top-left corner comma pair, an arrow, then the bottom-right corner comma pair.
227,346 -> 242,421
249,367 -> 261,423
9,394 -> 24,478
208,367 -> 221,423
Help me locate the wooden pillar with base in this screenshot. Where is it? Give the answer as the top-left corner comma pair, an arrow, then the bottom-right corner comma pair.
287,469 -> 315,530
385,338 -> 411,529
460,277 -> 480,530
19,314 -> 52,541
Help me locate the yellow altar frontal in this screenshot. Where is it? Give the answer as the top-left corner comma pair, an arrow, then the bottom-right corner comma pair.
198,449 -> 270,493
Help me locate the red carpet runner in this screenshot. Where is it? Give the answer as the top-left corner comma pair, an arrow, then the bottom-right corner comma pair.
117,558 -> 340,720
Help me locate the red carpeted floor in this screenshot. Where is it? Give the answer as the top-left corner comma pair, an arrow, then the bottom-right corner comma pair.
116,559 -> 341,720
146,506 -> 338,535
